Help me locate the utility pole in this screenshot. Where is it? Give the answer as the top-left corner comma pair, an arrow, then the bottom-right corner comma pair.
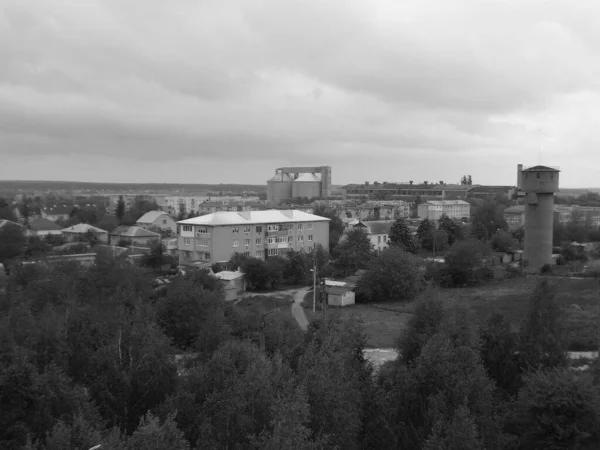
321,277 -> 327,319
260,308 -> 279,353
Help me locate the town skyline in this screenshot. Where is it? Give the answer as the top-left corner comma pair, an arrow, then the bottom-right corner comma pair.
2,0 -> 600,187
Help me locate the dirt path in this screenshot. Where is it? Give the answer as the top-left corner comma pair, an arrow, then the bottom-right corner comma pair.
291,287 -> 310,331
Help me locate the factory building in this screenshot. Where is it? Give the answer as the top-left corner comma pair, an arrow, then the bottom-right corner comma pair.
267,166 -> 332,205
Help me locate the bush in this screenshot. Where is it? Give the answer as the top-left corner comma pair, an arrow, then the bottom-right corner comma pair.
540,264 -> 552,274
444,238 -> 491,287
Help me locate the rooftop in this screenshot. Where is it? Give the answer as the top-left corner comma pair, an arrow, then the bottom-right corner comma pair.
110,226 -> 161,238
136,211 -> 169,223
364,221 -> 393,235
178,210 -> 330,226
0,219 -> 24,229
424,200 -> 470,206
522,165 -> 560,172
504,205 -> 525,213
62,223 -> 108,234
214,270 -> 244,281
29,218 -> 63,231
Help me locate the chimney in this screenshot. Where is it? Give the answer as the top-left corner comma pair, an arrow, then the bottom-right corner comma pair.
517,164 -> 523,190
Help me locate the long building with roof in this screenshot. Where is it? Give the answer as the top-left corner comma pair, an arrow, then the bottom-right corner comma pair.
177,210 -> 330,267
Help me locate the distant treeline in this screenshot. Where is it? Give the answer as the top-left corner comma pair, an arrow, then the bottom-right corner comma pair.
0,180 -> 266,193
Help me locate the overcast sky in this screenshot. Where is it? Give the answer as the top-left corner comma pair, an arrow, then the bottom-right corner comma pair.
1,0 -> 599,187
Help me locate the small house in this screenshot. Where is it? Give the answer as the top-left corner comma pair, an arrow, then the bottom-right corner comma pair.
214,270 -> 245,301
324,280 -> 355,307
109,226 -> 161,247
136,211 -> 177,234
62,223 -> 109,243
27,218 -> 63,237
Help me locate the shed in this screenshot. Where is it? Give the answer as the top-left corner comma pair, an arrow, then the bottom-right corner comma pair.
214,270 -> 246,301
324,280 -> 355,307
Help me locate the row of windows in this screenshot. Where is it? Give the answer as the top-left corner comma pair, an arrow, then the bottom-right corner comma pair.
182,223 -> 315,235
182,238 -> 210,246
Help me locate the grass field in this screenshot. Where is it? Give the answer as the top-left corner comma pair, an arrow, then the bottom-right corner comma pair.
236,294 -> 296,322
303,277 -> 600,350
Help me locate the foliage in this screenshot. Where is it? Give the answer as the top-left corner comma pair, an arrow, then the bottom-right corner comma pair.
177,203 -> 187,221
422,230 -> 449,253
490,231 -> 517,253
423,405 -> 484,450
141,242 -> 168,271
127,413 -> 190,450
471,199 -> 508,240
514,369 -> 600,449
116,196 -> 126,221
444,238 -> 491,287
437,214 -> 464,245
97,215 -> 120,232
511,227 -> 525,244
518,280 -> 567,372
0,221 -> 26,270
0,197 -> 18,222
332,228 -> 374,276
355,247 -> 425,303
388,218 -> 420,253
417,218 -> 435,241
313,205 -> 345,253
396,287 -> 445,365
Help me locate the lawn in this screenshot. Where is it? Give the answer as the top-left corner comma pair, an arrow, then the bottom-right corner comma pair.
235,294 -> 296,322
303,276 -> 600,350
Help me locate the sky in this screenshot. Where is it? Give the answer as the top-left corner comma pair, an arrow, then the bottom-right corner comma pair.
1,0 -> 599,187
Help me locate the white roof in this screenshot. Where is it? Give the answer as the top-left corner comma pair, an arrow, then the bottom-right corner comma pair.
325,280 -> 347,287
62,223 -> 108,234
137,211 -> 168,223
178,210 -> 330,226
424,200 -> 470,206
215,271 -> 244,281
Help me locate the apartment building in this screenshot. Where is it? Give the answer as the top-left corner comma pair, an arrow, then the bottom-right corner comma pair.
177,210 -> 330,267
417,200 -> 470,221
504,205 -> 525,230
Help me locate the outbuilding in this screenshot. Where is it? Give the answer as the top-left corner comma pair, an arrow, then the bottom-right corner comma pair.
324,280 -> 355,307
214,270 -> 246,301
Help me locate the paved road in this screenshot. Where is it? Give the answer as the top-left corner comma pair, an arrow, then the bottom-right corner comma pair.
291,287 -> 310,331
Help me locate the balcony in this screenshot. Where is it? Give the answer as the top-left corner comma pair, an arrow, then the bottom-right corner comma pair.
265,229 -> 289,236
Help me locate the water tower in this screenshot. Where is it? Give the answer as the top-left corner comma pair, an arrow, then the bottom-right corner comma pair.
521,165 -> 560,273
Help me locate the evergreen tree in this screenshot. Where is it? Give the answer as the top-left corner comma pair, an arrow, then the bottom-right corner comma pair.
416,218 -> 435,242
332,228 -> 374,276
437,214 -> 463,245
388,218 -> 419,253
116,196 -> 126,222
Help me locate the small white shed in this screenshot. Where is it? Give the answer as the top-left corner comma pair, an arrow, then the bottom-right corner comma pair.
324,280 -> 355,307
214,270 -> 246,301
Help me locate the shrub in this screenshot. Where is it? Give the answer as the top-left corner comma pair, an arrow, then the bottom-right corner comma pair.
540,264 -> 552,274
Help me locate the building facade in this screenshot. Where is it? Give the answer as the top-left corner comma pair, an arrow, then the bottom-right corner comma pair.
177,210 -> 330,267
417,200 -> 470,221
136,211 -> 178,233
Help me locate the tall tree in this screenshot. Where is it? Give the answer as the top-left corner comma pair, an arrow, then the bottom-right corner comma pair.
177,203 -> 187,221
356,247 -> 425,303
127,413 -> 190,450
332,228 -> 374,276
116,196 -> 126,222
388,218 -> 419,253
0,221 -> 26,275
416,218 -> 435,242
467,175 -> 472,185
471,199 -> 507,241
437,214 -> 463,245
313,205 -> 345,253
444,238 -> 490,287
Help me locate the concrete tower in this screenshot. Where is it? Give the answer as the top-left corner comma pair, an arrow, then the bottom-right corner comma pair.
521,165 -> 560,273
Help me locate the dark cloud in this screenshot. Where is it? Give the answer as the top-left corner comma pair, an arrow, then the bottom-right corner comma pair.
1,0 -> 599,186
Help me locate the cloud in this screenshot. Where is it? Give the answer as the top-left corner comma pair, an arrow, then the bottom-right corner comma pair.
1,0 -> 600,186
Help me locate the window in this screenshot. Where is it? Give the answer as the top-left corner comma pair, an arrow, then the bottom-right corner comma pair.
233,240 -> 239,247
268,248 -> 279,256
308,235 -> 313,242
162,219 -> 167,225
256,226 -> 263,233
255,238 -> 262,246
197,227 -> 208,234
232,227 -> 239,233
288,236 -> 293,243
198,238 -> 209,247
243,226 -> 251,233
297,224 -> 303,231
267,224 -> 279,232
268,237 -> 276,244
243,251 -> 250,257
276,236 -> 286,243
183,238 -> 191,245
255,250 -> 263,258
297,235 -> 304,242
244,239 -> 250,247
308,223 -> 313,230
378,236 -> 381,243
182,225 -> 192,232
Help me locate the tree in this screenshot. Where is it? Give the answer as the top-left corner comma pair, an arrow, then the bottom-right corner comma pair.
141,242 -> 168,271
471,199 -> 507,241
127,413 -> 190,450
490,231 -> 516,253
332,228 -> 374,276
0,197 -> 18,222
467,175 -> 472,185
116,196 -> 126,222
518,280 -> 567,372
511,227 -> 525,245
444,238 -> 490,287
313,206 -> 345,253
388,218 -> 419,253
437,214 -> 463,245
177,203 -> 187,221
283,250 -> 311,285
396,287 -> 445,365
0,221 -> 25,274
355,247 -> 425,303
416,218 -> 435,242
514,369 -> 600,449
240,257 -> 271,290
424,405 -> 483,450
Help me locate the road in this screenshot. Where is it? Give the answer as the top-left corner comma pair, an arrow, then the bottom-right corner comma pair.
291,287 -> 310,331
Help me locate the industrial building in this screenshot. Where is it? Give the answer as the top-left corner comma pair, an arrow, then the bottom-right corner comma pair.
177,210 -> 330,267
417,200 -> 471,221
267,166 -> 332,204
519,165 -> 560,273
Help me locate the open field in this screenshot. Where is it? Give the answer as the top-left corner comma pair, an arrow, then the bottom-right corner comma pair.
303,277 -> 600,350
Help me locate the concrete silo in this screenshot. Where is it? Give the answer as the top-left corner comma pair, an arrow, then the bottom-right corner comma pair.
521,165 -> 560,273
266,171 -> 293,205
292,173 -> 322,199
